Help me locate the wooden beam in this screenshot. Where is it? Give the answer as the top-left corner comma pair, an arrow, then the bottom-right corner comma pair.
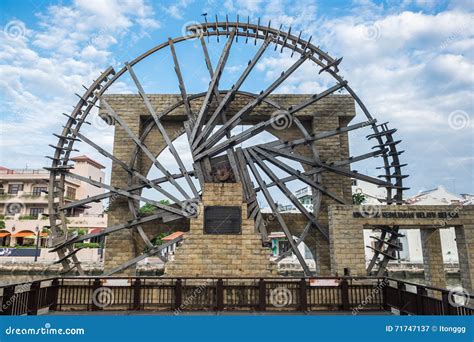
60,171 -> 190,217
104,236 -> 183,276
288,82 -> 347,113
168,39 -> 194,121
259,120 -> 376,150
259,145 -> 392,187
242,148 -> 312,276
101,97 -> 191,199
194,81 -> 348,157
125,64 -> 199,198
58,171 -> 190,211
252,149 -> 387,192
198,34 -> 241,181
193,36 -> 272,148
196,51 -> 313,154
235,148 -> 268,241
74,131 -> 182,204
275,221 -> 312,262
253,147 -> 347,204
50,212 -> 169,252
248,148 -> 329,240
190,30 -> 236,144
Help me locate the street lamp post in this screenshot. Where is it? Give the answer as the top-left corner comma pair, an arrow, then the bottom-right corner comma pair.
34,225 -> 40,262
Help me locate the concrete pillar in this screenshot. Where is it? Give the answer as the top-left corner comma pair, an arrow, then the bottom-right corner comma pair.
454,225 -> 474,293
329,209 -> 366,276
312,230 -> 332,275
420,228 -> 446,289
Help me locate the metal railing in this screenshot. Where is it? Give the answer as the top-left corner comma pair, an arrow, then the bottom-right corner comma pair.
0,276 -> 472,315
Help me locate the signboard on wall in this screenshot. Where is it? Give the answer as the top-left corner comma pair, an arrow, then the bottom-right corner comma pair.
204,206 -> 242,234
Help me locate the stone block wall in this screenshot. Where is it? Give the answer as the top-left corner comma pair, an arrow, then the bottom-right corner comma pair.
327,206 -> 367,276
165,183 -> 276,276
420,229 -> 447,289
101,94 -> 355,274
328,204 -> 474,289
455,225 -> 474,292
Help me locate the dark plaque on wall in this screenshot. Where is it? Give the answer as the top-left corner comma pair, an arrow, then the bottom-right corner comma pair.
204,206 -> 242,234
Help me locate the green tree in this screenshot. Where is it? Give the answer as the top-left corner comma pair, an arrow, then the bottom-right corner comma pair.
139,200 -> 170,215
151,232 -> 169,246
352,193 -> 366,204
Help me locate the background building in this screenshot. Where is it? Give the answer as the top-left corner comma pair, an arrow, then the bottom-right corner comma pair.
263,181 -> 472,273
0,156 -> 107,258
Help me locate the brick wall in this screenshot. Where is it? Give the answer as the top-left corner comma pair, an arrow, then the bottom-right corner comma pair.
165,183 -> 277,276
101,93 -> 355,274
328,204 -> 474,288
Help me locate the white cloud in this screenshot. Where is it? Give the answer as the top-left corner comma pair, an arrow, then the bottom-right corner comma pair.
163,0 -> 195,19
0,0 -> 161,168
235,1 -> 473,193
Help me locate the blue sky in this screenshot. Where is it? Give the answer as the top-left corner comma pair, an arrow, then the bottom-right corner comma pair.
0,0 -> 473,199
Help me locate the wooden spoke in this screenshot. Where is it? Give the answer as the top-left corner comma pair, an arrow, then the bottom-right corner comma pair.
71,129 -> 174,254
61,171 -> 192,217
104,235 -> 183,276
193,36 -> 272,148
259,145 -> 392,187
190,30 -> 236,144
247,148 -> 329,239
168,39 -> 194,121
254,169 -> 321,192
125,63 -> 199,198
101,97 -> 191,199
74,130 -> 183,204
198,34 -> 241,181
235,148 -> 268,241
332,149 -> 388,167
58,171 -> 190,211
199,35 -> 225,122
253,147 -> 347,204
275,221 -> 312,262
259,120 -> 376,150
243,148 -> 312,276
288,82 -> 347,113
50,213 -> 171,252
252,149 -> 388,193
193,109 -> 366,162
196,51 -> 313,154
193,110 -> 276,160
194,80 -> 347,156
